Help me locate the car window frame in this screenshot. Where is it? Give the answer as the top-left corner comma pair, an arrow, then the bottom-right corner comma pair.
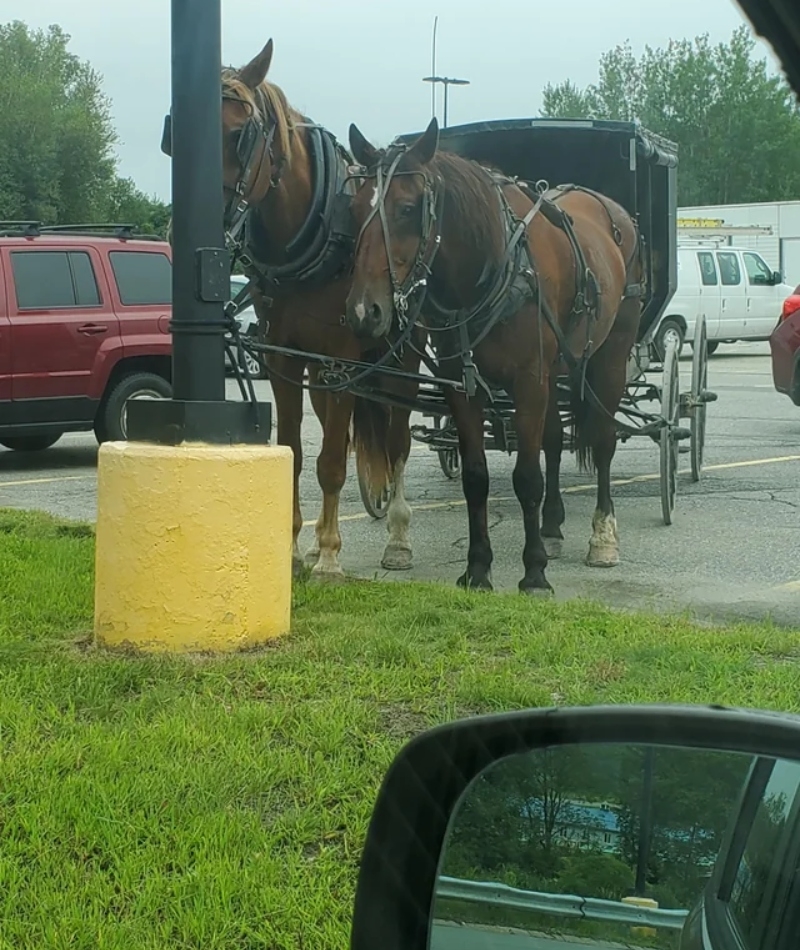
742,252 -> 774,287
717,251 -> 743,287
704,757 -> 800,950
9,248 -> 104,312
697,251 -> 719,286
108,248 -> 172,307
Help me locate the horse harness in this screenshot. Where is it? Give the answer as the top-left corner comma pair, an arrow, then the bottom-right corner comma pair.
361,146 -> 645,401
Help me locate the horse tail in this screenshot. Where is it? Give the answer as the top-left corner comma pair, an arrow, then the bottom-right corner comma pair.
351,396 -> 392,496
569,365 -> 595,474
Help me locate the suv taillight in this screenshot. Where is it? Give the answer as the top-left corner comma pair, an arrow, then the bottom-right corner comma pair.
781,295 -> 800,322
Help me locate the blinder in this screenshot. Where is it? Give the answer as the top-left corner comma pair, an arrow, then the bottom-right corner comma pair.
160,112 -> 172,157
235,118 -> 259,167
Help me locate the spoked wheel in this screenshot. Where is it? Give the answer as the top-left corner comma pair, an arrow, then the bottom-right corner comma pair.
660,337 -> 680,526
357,450 -> 392,520
690,315 -> 708,482
434,415 -> 461,480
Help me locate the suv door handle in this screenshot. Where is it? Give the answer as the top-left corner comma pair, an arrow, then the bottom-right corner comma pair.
78,323 -> 108,335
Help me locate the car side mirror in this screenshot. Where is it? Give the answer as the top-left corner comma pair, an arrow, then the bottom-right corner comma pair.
773,270 -> 782,285
350,704 -> 800,950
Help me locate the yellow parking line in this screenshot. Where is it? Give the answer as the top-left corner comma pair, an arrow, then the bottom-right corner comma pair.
303,453 -> 800,527
771,580 -> 800,593
0,474 -> 93,489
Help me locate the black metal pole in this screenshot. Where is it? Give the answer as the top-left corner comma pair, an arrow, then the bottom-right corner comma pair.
635,747 -> 656,896
169,0 -> 226,403
126,0 -> 270,445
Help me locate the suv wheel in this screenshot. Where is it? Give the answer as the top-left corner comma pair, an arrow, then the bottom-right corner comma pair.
96,372 -> 172,443
0,432 -> 63,452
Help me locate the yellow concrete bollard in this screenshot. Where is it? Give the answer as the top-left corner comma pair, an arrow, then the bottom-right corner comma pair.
622,896 -> 659,939
94,441 -> 293,653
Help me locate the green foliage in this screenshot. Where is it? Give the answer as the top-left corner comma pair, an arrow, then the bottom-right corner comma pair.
0,21 -> 169,231
541,26 -> 800,205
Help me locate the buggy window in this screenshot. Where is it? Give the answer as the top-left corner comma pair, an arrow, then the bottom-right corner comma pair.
109,251 -> 172,306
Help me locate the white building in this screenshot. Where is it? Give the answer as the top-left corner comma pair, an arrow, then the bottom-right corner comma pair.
677,201 -> 800,286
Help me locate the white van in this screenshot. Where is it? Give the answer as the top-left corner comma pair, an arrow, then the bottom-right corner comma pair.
652,244 -> 796,356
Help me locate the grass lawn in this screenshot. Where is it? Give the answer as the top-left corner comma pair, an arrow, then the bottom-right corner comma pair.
0,507 -> 799,949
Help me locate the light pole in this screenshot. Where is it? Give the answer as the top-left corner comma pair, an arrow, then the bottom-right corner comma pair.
422,75 -> 470,129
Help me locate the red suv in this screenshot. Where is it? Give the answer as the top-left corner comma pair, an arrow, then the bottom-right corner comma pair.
770,283 -> 800,407
0,223 -> 173,451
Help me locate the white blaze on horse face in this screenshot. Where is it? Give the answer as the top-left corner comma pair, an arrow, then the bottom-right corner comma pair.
354,301 -> 367,323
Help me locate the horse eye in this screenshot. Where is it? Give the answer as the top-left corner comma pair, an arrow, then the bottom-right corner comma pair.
398,202 -> 416,218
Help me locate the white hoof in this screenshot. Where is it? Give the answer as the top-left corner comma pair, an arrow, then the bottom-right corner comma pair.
304,546 -> 321,567
309,564 -> 346,584
587,510 -> 619,568
586,545 -> 620,568
543,537 -> 563,559
381,542 -> 413,571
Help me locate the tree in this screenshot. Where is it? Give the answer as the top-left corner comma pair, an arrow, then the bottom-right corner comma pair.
106,177 -> 171,238
541,26 -> 800,206
0,21 -> 118,223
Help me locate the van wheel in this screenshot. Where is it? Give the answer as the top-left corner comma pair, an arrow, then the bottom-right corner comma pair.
0,432 -> 63,452
95,372 -> 172,443
706,341 -> 720,357
654,319 -> 685,361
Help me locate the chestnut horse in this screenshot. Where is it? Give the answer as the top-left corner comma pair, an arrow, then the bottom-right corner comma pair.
344,118 -> 646,595
213,40 -> 422,578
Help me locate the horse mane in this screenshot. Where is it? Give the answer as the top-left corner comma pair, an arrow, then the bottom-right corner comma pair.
221,67 -> 302,167
424,151 -> 507,267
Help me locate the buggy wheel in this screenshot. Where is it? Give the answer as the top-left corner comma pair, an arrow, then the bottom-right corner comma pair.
435,415 -> 461,480
356,450 -> 391,520
690,315 -> 708,482
659,337 -> 680,526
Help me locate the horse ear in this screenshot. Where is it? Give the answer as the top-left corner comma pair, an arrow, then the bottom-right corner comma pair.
239,38 -> 274,89
349,123 -> 379,167
408,116 -> 439,165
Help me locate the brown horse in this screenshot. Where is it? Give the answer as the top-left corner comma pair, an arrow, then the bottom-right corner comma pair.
213,40 -> 423,578
344,117 -> 645,594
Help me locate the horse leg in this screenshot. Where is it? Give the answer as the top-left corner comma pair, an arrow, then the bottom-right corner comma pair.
541,378 -> 566,559
511,372 -> 552,595
446,389 -> 493,590
381,408 -> 414,571
311,390 -> 354,578
304,369 -> 327,568
269,355 -> 306,576
582,300 -> 640,568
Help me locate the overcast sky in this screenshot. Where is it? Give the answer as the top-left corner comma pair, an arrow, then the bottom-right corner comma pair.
4,0 -> 781,201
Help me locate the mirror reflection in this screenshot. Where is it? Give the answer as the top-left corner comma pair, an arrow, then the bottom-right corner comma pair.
431,743 -> 800,949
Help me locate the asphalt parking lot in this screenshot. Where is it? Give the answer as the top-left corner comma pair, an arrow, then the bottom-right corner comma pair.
1,342 -> 798,625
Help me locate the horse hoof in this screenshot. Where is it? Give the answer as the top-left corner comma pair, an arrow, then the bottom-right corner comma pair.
304,547 -> 321,568
457,571 -> 493,592
381,544 -> 413,572
309,566 -> 347,584
586,546 -> 620,568
543,537 -> 563,559
521,586 -> 555,598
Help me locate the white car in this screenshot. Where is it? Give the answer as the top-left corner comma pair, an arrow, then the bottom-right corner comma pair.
225,274 -> 267,379
652,244 -> 796,357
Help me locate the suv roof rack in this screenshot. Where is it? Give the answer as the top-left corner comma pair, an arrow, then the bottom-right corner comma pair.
0,221 -> 165,241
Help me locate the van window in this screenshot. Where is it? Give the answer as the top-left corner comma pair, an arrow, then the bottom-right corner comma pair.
10,250 -> 101,310
727,758 -> 800,948
697,252 -> 718,286
717,252 -> 742,286
109,251 -> 172,306
743,252 -> 774,286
